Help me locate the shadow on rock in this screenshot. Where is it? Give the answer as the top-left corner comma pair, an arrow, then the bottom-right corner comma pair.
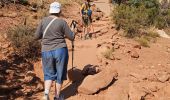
61,67 -> 85,99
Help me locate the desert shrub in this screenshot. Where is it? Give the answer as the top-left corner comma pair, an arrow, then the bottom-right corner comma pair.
7,25 -> 41,60
113,0 -> 170,47
155,9 -> 170,29
113,0 -> 160,38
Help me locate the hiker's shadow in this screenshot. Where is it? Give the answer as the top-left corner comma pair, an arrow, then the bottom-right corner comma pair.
61,67 -> 85,99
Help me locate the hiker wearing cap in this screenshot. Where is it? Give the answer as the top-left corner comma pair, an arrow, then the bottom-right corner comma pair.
35,2 -> 75,100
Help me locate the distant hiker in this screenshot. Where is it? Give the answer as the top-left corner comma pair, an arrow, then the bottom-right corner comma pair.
81,0 -> 92,24
35,2 -> 75,100
80,0 -> 93,39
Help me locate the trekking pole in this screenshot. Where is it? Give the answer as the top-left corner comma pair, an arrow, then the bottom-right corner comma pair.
71,40 -> 74,71
70,20 -> 77,71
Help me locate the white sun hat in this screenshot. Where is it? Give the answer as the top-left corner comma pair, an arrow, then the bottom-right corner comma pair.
49,2 -> 61,14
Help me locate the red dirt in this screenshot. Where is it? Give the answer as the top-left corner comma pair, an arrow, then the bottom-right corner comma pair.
0,0 -> 170,100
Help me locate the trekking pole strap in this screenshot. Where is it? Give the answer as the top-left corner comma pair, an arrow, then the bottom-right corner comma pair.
43,17 -> 58,38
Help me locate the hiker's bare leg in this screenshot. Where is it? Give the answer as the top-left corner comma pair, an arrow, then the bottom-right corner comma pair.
55,82 -> 62,98
44,80 -> 53,94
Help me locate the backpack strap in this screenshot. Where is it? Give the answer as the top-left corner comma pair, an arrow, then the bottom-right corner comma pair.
43,17 -> 58,38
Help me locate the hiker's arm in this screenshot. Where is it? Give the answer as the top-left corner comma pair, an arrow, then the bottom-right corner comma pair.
34,21 -> 43,40
80,4 -> 85,17
63,21 -> 75,41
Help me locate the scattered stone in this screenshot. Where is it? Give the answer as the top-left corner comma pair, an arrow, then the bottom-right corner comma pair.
110,24 -> 116,29
129,84 -> 147,100
6,69 -> 15,79
156,71 -> 170,83
114,44 -> 120,49
96,44 -> 102,48
144,82 -> 165,92
92,12 -> 103,20
131,50 -> 139,58
115,57 -> 121,60
167,46 -> 170,53
133,44 -> 142,49
0,11 -> 3,17
129,73 -> 146,82
36,82 -> 44,91
24,71 -> 36,83
2,43 -> 10,48
101,17 -> 109,21
156,29 -> 170,39
4,12 -> 17,18
15,90 -> 24,96
100,27 -> 109,34
78,66 -> 118,95
117,42 -> 125,47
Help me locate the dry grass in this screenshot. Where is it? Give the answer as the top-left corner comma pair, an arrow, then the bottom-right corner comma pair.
102,48 -> 115,60
7,25 -> 41,60
136,37 -> 150,47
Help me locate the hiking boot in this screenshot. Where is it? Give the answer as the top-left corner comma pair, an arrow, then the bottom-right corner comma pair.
42,94 -> 50,100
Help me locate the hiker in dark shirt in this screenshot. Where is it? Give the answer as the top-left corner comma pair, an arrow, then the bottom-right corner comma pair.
35,2 -> 75,100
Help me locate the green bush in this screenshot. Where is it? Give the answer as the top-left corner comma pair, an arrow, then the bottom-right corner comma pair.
113,0 -> 170,46
113,0 -> 160,38
7,25 -> 41,60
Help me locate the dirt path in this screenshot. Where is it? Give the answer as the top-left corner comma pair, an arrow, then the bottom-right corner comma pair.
19,0 -> 113,100
93,0 -> 111,17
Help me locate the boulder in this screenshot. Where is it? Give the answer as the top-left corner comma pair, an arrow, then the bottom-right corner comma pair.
78,66 -> 118,94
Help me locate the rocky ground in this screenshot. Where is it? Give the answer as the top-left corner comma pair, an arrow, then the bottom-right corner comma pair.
0,0 -> 170,100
